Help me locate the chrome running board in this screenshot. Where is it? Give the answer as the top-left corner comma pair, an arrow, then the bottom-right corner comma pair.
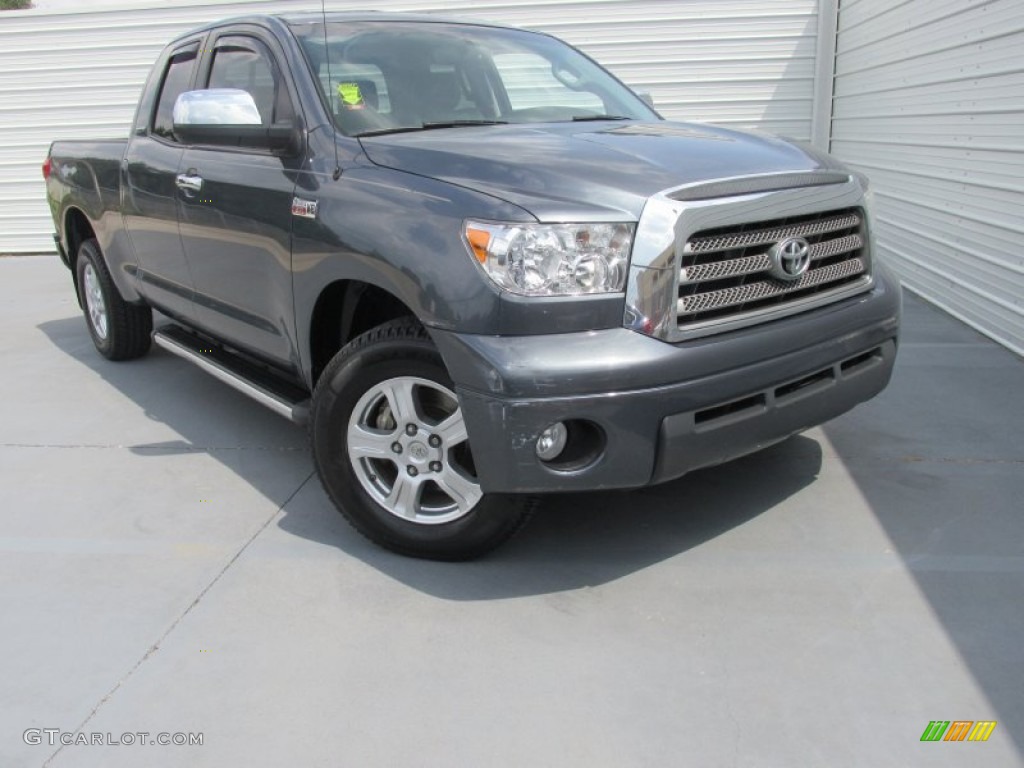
153,326 -> 309,425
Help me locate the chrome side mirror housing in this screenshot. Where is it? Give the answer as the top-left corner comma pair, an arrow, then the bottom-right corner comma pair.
172,89 -> 300,154
173,88 -> 263,126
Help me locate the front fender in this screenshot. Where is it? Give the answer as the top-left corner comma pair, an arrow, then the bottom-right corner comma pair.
291,166 -> 531,384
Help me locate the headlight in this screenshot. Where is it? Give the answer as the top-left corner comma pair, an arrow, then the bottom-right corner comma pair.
463,220 -> 634,296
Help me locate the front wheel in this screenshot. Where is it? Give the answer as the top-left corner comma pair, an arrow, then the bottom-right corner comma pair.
310,319 -> 533,560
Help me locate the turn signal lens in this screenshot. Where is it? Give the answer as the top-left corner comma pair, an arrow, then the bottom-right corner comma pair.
465,227 -> 491,264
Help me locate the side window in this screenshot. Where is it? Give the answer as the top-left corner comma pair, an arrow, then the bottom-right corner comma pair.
152,49 -> 197,140
207,39 -> 294,125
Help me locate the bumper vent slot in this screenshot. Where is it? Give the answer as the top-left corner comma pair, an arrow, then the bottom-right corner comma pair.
690,345 -> 887,433
695,393 -> 766,426
841,347 -> 883,375
678,208 -> 870,334
775,368 -> 835,401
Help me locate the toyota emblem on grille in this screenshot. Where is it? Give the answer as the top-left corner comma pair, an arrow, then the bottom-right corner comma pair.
769,236 -> 811,281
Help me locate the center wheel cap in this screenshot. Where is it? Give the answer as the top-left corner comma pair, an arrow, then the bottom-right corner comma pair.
408,442 -> 429,463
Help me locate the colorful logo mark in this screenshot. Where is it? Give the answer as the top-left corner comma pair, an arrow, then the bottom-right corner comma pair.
338,82 -> 365,110
921,720 -> 997,742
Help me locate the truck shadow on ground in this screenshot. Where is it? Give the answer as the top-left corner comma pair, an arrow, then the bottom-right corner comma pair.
320,436 -> 824,600
39,314 -> 821,599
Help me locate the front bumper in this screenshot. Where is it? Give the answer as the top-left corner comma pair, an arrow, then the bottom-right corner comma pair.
431,262 -> 901,494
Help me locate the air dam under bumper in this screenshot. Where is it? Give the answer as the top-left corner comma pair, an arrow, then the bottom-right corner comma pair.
431,263 -> 901,494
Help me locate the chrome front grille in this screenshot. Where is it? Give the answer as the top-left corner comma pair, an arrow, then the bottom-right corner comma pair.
679,258 -> 866,314
684,212 -> 861,254
677,208 -> 870,332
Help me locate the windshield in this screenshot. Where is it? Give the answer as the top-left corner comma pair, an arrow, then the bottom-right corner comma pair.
289,21 -> 659,137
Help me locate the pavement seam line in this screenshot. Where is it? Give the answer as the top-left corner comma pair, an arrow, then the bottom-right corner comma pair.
41,469 -> 317,768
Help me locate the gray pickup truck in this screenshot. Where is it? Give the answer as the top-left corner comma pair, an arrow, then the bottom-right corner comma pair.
44,12 -> 901,559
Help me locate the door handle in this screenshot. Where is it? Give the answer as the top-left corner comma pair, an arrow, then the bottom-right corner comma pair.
175,173 -> 203,194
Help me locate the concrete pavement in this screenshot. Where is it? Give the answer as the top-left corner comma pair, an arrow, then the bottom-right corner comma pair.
1,255 -> 1021,767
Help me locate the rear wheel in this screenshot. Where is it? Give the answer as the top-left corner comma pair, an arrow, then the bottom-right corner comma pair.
311,318 -> 533,560
75,238 -> 152,360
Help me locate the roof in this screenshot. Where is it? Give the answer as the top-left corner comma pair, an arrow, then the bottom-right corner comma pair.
166,10 -> 529,46
279,11 -> 520,30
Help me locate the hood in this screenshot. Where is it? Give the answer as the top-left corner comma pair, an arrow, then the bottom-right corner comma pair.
358,120 -> 844,221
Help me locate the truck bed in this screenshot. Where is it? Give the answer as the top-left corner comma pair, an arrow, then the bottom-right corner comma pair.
46,139 -> 126,263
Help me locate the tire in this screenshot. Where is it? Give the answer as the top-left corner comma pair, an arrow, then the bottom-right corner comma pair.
311,318 -> 534,560
75,238 -> 152,361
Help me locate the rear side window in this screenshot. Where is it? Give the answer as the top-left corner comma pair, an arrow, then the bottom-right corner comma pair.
152,50 -> 197,140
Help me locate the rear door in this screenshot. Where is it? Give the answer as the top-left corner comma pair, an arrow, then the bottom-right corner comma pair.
122,41 -> 199,320
176,30 -> 304,370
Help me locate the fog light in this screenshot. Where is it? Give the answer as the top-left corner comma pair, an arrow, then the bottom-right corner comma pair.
535,422 -> 568,461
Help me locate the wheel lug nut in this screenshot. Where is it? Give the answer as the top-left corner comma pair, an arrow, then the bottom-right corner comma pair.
407,466 -> 418,477
430,461 -> 442,473
391,442 -> 402,454
405,424 -> 418,436
428,435 -> 441,447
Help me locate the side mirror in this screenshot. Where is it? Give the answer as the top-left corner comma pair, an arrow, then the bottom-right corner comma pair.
172,89 -> 299,154
636,91 -> 655,109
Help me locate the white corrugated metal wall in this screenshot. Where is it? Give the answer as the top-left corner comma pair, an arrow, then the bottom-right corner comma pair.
830,0 -> 1024,356
0,0 -> 821,253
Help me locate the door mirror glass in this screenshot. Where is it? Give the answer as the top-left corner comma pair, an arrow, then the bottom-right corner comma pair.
172,89 -> 298,153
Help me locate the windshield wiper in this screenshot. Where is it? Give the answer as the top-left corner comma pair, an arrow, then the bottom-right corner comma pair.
571,114 -> 631,122
356,120 -> 507,138
354,126 -> 427,138
421,119 -> 508,129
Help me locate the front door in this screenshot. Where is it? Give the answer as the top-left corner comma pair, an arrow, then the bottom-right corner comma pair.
176,32 -> 303,371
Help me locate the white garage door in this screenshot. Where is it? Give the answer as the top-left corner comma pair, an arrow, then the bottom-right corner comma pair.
830,0 -> 1024,356
0,0 -> 822,253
